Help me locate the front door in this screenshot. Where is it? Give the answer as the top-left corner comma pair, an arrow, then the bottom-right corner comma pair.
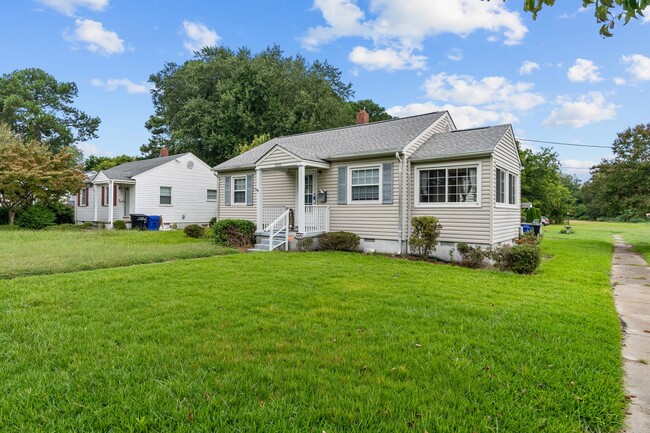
123,187 -> 130,217
305,173 -> 316,205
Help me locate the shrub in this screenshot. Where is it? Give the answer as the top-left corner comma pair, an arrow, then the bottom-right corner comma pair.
514,232 -> 541,245
213,219 -> 256,247
411,216 -> 441,259
526,207 -> 542,223
456,242 -> 486,268
45,201 -> 75,225
208,217 -> 217,228
184,224 -> 206,239
319,231 -> 360,252
15,206 -> 56,230
113,220 -> 127,230
492,244 -> 541,274
559,228 -> 575,234
296,236 -> 314,252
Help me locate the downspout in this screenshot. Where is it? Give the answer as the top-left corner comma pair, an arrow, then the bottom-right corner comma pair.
395,152 -> 403,255
406,158 -> 412,255
213,171 -> 220,222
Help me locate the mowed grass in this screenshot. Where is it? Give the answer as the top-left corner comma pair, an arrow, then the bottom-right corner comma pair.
0,229 -> 235,279
0,225 -> 627,432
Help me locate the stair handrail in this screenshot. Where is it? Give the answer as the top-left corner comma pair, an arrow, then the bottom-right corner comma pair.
267,209 -> 290,251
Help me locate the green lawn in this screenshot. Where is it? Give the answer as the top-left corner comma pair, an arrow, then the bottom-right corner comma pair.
0,229 -> 234,279
0,222 -> 634,432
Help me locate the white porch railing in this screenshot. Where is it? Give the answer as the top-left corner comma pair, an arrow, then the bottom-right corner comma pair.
304,205 -> 330,233
267,209 -> 290,251
262,206 -> 287,230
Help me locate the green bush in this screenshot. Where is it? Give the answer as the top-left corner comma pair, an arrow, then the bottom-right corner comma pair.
492,244 -> 541,274
296,236 -> 314,252
456,242 -> 486,268
208,217 -> 217,228
319,231 -> 360,252
113,220 -> 127,230
411,216 -> 441,259
514,232 -> 541,245
559,228 -> 575,235
213,219 -> 256,247
15,206 -> 56,230
526,207 -> 542,223
184,224 -> 206,239
45,201 -> 75,225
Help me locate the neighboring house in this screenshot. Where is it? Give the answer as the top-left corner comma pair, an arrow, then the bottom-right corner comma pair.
212,110 -> 522,258
75,150 -> 217,228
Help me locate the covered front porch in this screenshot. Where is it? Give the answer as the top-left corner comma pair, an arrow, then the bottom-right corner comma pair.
89,178 -> 136,228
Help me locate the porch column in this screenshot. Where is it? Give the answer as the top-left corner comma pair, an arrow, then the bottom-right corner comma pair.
297,164 -> 305,233
256,168 -> 263,232
108,180 -> 114,228
92,184 -> 98,221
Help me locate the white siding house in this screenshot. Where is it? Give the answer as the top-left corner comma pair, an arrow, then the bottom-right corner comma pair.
212,110 -> 522,258
75,152 -> 217,228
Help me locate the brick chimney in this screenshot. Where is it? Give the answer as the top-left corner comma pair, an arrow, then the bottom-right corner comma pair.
356,108 -> 370,125
159,147 -> 169,157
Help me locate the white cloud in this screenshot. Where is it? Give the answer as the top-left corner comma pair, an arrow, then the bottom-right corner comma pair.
423,73 -> 545,111
642,14 -> 650,24
543,92 -> 618,128
77,142 -> 112,156
621,54 -> 650,81
68,19 -> 124,55
38,0 -> 108,16
182,20 -> 220,53
447,47 -> 463,61
302,0 -> 528,71
348,46 -> 426,71
613,77 -> 626,86
561,159 -> 597,176
567,58 -> 602,83
519,60 -> 540,75
91,78 -> 150,94
387,103 -> 516,129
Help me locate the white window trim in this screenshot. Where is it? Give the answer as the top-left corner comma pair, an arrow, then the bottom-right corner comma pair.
207,189 -> 217,202
231,176 -> 247,205
495,166 -> 519,209
414,161 -> 482,208
347,164 -> 382,205
79,188 -> 88,207
159,186 -> 173,207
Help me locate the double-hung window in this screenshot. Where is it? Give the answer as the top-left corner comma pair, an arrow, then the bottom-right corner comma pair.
160,186 -> 172,205
207,189 -> 217,201
508,173 -> 516,205
496,168 -> 518,206
496,168 -> 506,204
418,166 -> 478,205
79,188 -> 88,207
350,167 -> 380,202
233,177 -> 247,204
102,186 -> 110,206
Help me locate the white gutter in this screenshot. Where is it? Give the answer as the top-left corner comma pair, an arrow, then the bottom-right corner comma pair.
395,152 -> 403,255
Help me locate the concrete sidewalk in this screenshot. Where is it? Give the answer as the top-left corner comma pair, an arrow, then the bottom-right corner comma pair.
612,235 -> 650,433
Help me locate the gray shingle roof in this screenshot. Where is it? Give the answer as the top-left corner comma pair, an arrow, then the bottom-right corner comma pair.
213,112 -> 446,171
410,125 -> 511,162
100,153 -> 190,180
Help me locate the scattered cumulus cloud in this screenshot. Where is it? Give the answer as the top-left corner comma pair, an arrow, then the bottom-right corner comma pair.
77,142 -> 112,156
567,58 -> 602,83
613,77 -> 626,86
348,46 -> 426,71
423,73 -> 545,111
182,20 -> 220,53
38,0 -> 108,16
302,0 -> 528,71
387,103 -> 517,128
519,60 -> 540,75
543,92 -> 618,128
67,19 -> 124,55
642,14 -> 650,24
446,47 -> 463,61
621,54 -> 650,81
561,159 -> 598,177
91,78 -> 150,94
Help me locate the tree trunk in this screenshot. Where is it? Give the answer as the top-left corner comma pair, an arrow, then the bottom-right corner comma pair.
8,210 -> 15,225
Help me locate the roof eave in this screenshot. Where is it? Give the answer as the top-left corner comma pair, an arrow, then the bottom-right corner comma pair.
410,151 -> 494,163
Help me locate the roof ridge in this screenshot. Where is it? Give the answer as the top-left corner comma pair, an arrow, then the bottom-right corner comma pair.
275,111 -> 445,140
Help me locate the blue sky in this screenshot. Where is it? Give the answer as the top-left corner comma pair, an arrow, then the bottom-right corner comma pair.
2,0 -> 649,179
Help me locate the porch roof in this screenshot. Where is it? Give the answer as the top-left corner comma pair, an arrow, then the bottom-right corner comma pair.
213,111 -> 446,172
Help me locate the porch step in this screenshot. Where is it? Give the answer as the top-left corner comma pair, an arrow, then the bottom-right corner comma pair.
249,231 -> 288,252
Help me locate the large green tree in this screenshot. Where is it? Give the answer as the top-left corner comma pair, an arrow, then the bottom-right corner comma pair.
583,123 -> 650,219
519,145 -> 575,223
84,154 -> 136,172
345,99 -> 393,123
0,68 -> 100,154
0,124 -> 84,225
143,45 -> 355,166
506,0 -> 649,37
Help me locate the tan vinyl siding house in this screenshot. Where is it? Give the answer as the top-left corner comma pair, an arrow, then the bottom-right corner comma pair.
213,110 -> 522,258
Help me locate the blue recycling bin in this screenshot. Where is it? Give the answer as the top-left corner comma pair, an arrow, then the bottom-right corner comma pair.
521,224 -> 533,234
146,215 -> 161,231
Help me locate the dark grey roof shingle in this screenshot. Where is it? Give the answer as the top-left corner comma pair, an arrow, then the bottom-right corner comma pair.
410,125 -> 511,161
214,112 -> 446,171
100,153 -> 190,180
